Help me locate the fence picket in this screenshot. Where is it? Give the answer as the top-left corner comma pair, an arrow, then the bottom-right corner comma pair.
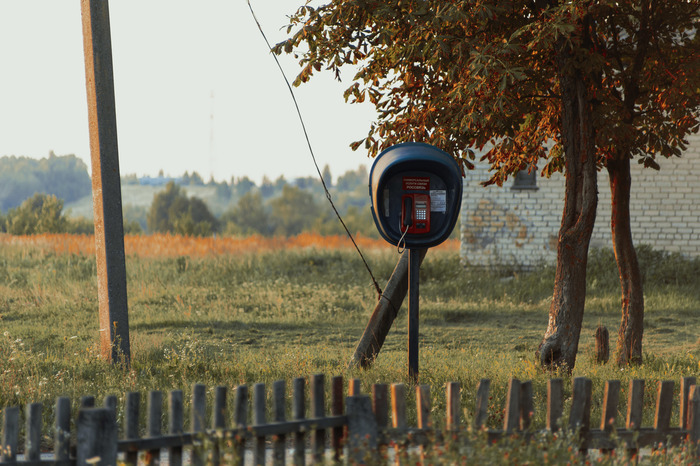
146,391 -> 162,466
416,384 -> 431,461
547,378 -> 563,433
474,379 -> 490,430
104,395 -> 118,414
600,380 -> 620,432
191,384 -> 206,466
292,377 -> 305,466
272,380 -> 286,466
311,374 -> 325,463
1,406 -> 18,462
232,384 -> 248,465
168,390 -> 184,466
519,381 -> 533,431
80,396 -> 95,409
569,377 -> 592,431
213,386 -> 227,429
570,377 -> 592,452
680,377 -> 696,430
55,397 -> 71,462
0,375 -> 699,465
688,385 -> 700,445
504,379 -> 521,434
596,380 -> 620,455
125,391 -> 140,466
24,403 -> 41,462
331,376 -> 344,461
76,408 -> 117,466
347,395 -> 377,464
211,386 -> 227,466
416,385 -> 431,430
253,383 -> 266,466
391,384 -> 406,430
349,378 -> 361,396
446,382 -> 460,432
373,384 -> 389,429
625,379 -> 645,457
654,381 -> 674,432
626,379 -> 645,430
372,383 -> 389,463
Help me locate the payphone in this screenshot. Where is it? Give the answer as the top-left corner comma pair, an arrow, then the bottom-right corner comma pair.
369,142 -> 462,249
368,142 -> 463,380
402,192 -> 430,234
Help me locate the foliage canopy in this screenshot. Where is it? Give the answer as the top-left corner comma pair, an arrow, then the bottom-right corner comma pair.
277,0 -> 699,184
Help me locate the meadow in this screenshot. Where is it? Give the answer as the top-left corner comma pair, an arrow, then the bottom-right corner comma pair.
0,233 -> 698,447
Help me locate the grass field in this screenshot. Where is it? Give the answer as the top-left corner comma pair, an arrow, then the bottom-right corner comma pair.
0,233 -> 698,439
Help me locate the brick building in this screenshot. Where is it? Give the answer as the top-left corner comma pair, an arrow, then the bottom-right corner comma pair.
460,132 -> 700,268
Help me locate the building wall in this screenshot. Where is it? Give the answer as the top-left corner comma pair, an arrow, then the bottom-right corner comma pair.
460,132 -> 700,268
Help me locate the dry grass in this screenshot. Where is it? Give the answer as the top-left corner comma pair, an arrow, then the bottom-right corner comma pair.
0,232 -> 459,258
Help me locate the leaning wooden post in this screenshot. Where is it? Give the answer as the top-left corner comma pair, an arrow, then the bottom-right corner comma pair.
80,0 -> 131,363
350,249 -> 428,368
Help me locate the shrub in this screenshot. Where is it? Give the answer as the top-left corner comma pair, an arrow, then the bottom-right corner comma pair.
147,182 -> 218,236
5,193 -> 67,234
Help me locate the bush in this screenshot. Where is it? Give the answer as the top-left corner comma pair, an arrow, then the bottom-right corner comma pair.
5,193 -> 67,234
147,182 -> 218,236
65,216 -> 94,235
269,185 -> 322,235
221,192 -> 272,236
586,244 -> 700,291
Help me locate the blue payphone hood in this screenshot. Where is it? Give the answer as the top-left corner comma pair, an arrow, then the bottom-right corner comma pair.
369,142 -> 463,249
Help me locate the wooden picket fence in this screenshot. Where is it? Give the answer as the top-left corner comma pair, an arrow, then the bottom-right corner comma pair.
1,374 -> 699,465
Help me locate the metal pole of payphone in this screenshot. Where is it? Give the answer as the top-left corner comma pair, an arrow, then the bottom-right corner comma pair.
407,248 -> 422,381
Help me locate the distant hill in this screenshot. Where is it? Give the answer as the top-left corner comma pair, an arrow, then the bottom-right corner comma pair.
65,184 -> 221,219
65,166 -> 369,222
0,153 -> 91,212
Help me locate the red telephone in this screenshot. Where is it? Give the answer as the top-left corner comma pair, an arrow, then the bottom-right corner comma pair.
401,193 -> 431,234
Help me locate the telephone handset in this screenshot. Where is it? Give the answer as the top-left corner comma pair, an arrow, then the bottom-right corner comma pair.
401,193 -> 430,234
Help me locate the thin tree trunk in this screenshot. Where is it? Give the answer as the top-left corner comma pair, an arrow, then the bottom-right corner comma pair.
537,39 -> 598,371
607,157 -> 644,365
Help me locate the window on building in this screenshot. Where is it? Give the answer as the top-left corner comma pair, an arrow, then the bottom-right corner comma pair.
511,168 -> 538,190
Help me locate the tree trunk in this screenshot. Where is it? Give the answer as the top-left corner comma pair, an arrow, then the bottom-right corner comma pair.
607,157 -> 644,365
537,40 -> 598,371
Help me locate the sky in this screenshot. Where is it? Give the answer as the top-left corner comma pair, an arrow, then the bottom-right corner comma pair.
0,1 -> 378,184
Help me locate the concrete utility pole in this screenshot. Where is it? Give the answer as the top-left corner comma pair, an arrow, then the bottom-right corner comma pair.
81,0 -> 131,363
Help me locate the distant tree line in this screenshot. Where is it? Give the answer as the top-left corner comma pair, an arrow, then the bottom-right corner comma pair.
0,153 -> 91,212
143,165 -> 378,238
0,160 -> 380,238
